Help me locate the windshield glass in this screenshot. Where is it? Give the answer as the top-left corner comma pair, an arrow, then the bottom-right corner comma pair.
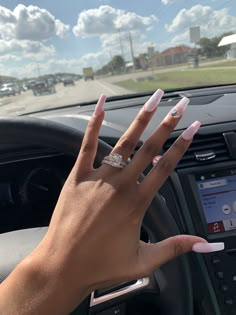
1,1 -> 236,114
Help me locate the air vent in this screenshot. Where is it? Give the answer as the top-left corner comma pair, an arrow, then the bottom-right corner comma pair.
163,132 -> 231,168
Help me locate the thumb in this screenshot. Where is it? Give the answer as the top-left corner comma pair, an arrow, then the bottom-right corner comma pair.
139,235 -> 223,275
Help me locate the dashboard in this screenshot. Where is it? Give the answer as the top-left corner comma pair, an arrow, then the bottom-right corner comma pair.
0,85 -> 236,315
0,152 -> 74,233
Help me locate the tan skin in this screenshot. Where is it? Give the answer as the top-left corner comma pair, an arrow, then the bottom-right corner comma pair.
0,93 -> 206,315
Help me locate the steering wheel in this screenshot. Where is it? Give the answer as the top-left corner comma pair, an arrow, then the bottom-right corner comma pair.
0,117 -> 193,315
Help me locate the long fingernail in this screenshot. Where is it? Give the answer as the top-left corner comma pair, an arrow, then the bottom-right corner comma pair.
94,94 -> 106,116
192,242 -> 224,253
170,97 -> 189,118
181,121 -> 201,140
143,89 -> 164,112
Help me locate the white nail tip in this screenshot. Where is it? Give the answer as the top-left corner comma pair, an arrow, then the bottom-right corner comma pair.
144,89 -> 164,112
192,242 -> 225,253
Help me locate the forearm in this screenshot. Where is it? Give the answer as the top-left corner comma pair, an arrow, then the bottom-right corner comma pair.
0,244 -> 90,315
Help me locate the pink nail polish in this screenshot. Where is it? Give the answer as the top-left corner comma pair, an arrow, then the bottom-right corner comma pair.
181,121 -> 201,140
143,89 -> 164,112
94,94 -> 106,116
170,97 -> 189,118
192,242 -> 224,253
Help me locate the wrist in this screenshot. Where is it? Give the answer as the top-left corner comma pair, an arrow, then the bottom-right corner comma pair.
10,238 -> 92,314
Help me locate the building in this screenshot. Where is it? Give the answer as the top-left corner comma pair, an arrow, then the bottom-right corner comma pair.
218,34 -> 236,59
151,45 -> 192,67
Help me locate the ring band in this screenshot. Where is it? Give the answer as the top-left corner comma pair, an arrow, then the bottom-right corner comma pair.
152,155 -> 162,166
102,153 -> 127,169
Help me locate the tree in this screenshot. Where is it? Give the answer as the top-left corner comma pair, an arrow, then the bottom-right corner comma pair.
110,55 -> 125,72
198,32 -> 233,58
134,57 -> 141,69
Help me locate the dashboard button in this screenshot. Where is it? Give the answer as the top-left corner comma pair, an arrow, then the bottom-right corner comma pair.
211,255 -> 221,264
224,297 -> 234,305
222,204 -> 231,214
215,271 -> 224,279
220,283 -> 229,292
232,275 -> 236,281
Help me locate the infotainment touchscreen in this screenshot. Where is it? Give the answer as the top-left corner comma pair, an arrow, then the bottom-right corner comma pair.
196,170 -> 236,234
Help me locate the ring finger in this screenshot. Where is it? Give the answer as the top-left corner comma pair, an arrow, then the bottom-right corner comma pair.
101,89 -> 164,169
142,121 -> 201,196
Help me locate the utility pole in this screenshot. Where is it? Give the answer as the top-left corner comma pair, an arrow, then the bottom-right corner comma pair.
128,31 -> 135,70
109,50 -> 114,74
119,29 -> 125,61
37,63 -> 41,78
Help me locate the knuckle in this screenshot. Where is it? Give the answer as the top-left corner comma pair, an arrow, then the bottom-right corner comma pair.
142,141 -> 158,158
88,118 -> 98,130
161,120 -> 174,134
116,137 -> 135,153
171,237 -> 184,258
172,139 -> 186,153
136,115 -> 150,128
158,158 -> 173,172
81,142 -> 93,154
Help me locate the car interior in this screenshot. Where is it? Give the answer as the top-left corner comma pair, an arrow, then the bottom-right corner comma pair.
0,1 -> 235,315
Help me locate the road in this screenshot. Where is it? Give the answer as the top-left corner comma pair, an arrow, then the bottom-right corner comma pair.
0,58 -> 231,115
0,79 -> 132,115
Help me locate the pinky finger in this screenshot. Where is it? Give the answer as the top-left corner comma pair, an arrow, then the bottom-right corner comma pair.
74,94 -> 106,175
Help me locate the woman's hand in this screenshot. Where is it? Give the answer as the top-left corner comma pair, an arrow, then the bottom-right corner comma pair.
1,91 -> 223,315
37,91 -> 206,300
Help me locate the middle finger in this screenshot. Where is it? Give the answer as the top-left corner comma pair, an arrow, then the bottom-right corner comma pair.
125,96 -> 189,179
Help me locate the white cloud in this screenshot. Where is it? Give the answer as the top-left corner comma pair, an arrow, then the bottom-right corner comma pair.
161,0 -> 177,5
0,53 -> 110,78
0,39 -> 55,61
0,5 -> 67,68
73,5 -> 157,37
0,4 -> 69,41
166,5 -> 236,37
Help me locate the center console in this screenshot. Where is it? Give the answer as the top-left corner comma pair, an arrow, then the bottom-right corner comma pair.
179,162 -> 236,315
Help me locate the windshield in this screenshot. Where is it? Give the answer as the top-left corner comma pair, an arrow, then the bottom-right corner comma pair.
0,1 -> 236,114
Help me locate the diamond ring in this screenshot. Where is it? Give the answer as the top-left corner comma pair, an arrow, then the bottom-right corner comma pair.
102,153 -> 127,169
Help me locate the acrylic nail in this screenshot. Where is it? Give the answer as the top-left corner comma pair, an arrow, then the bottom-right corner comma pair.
94,94 -> 106,116
143,89 -> 164,112
170,97 -> 189,118
192,242 -> 224,253
181,121 -> 201,141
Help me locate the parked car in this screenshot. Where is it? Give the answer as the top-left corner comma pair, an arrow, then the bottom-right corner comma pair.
1,83 -> 21,95
62,77 -> 75,86
0,85 -> 15,97
32,80 -> 56,96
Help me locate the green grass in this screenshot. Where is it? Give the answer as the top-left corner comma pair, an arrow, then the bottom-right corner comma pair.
201,60 -> 236,68
116,68 -> 236,92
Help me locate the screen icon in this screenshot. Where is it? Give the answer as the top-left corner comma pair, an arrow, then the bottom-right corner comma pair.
222,204 -> 231,215
208,221 -> 224,233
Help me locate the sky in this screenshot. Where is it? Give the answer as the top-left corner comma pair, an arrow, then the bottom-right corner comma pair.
0,0 -> 235,78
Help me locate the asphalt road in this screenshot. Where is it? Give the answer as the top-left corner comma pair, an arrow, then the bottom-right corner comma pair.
0,79 -> 132,116
0,58 -> 230,116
